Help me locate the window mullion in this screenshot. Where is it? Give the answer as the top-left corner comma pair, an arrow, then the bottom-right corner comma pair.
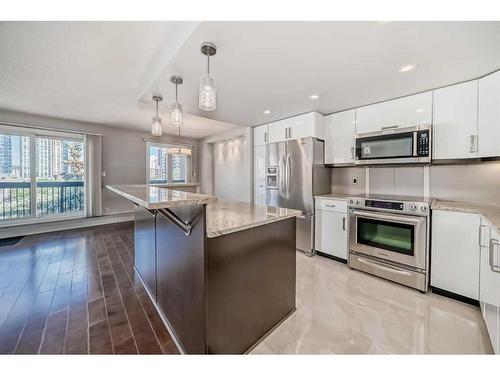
30,134 -> 36,219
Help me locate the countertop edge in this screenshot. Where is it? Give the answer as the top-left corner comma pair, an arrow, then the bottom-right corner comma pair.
206,211 -> 300,238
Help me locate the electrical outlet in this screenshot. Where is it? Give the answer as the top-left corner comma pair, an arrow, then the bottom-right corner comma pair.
105,207 -> 110,213
352,177 -> 358,185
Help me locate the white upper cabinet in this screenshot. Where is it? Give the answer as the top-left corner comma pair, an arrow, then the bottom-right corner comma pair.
433,80 -> 479,159
478,70 -> 500,158
324,109 -> 356,165
253,124 -> 268,147
267,112 -> 324,144
355,91 -> 433,134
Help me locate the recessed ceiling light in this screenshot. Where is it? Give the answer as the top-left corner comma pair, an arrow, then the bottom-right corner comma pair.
309,94 -> 320,100
263,110 -> 272,115
416,108 -> 425,113
399,64 -> 418,73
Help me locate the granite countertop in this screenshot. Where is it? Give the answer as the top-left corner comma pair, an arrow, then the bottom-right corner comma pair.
106,184 -> 216,209
206,199 -> 301,238
431,199 -> 500,232
315,193 -> 350,201
151,182 -> 200,188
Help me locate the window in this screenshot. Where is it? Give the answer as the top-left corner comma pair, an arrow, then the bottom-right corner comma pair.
0,126 -> 86,223
146,142 -> 192,184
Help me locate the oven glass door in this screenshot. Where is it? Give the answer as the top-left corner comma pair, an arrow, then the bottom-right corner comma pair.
357,132 -> 414,160
357,217 -> 414,256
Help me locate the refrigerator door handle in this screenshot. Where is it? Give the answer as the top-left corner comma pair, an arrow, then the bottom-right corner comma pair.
286,153 -> 291,194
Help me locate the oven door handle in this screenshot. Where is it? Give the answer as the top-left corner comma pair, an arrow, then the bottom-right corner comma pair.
349,209 -> 426,225
357,257 -> 413,276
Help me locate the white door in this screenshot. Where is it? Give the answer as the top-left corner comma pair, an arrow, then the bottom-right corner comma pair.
431,210 -> 480,299
433,80 -> 479,159
314,200 -> 347,260
324,109 -> 356,164
253,145 -> 267,206
478,70 -> 500,158
253,125 -> 268,147
480,220 -> 500,354
268,118 -> 288,144
356,91 -> 433,134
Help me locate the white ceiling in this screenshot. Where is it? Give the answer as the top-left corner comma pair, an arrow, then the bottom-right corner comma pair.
1,21 -> 500,137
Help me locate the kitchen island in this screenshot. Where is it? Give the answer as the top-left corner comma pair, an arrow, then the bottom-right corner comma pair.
106,185 -> 300,354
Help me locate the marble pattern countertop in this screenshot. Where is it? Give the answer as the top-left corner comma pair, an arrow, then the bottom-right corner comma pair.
106,184 -> 216,209
431,199 -> 500,232
207,199 -> 301,238
315,193 -> 350,201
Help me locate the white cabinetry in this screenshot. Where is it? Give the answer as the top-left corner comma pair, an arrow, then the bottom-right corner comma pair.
253,145 -> 267,206
433,80 -> 479,159
324,109 -> 356,165
314,198 -> 348,261
356,91 -> 432,134
431,210 -> 480,299
478,70 -> 500,158
253,124 -> 268,147
479,217 -> 500,354
267,112 -> 324,144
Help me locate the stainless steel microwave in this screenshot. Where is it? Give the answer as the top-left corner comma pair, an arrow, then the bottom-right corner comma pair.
355,124 -> 431,165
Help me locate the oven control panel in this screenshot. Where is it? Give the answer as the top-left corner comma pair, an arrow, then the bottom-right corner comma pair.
348,197 -> 429,216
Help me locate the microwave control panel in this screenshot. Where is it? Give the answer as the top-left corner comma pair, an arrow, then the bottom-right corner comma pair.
416,131 -> 430,157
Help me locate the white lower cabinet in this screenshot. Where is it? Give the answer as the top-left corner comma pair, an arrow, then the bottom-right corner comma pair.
253,145 -> 267,206
314,198 -> 347,260
431,210 -> 480,299
479,217 -> 500,354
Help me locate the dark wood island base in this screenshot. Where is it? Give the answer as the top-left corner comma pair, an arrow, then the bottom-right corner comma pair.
135,204 -> 297,354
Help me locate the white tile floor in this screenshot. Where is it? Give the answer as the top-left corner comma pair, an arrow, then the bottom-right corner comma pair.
251,252 -> 493,354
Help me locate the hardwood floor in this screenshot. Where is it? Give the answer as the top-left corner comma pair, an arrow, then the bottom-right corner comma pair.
0,222 -> 179,354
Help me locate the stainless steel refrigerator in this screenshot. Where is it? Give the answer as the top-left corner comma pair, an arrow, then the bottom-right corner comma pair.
266,137 -> 331,255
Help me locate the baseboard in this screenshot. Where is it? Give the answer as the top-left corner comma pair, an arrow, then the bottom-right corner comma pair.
316,250 -> 348,264
431,286 -> 479,306
0,212 -> 134,239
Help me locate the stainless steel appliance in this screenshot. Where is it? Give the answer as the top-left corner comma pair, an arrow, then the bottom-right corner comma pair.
266,137 -> 331,255
348,195 -> 430,292
355,124 -> 431,165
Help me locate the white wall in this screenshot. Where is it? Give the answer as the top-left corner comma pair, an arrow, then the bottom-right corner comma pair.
199,127 -> 251,202
0,109 -> 200,216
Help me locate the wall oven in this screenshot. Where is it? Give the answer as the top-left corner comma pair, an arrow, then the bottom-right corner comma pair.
355,124 -> 431,165
348,196 -> 430,292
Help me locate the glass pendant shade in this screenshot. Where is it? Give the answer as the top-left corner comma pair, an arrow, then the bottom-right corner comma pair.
171,102 -> 183,127
151,116 -> 162,137
199,75 -> 216,111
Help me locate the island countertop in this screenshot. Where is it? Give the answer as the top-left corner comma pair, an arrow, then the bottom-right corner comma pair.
206,199 -> 301,238
106,184 -> 216,209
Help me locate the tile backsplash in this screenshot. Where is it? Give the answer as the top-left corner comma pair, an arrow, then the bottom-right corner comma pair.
331,162 -> 500,205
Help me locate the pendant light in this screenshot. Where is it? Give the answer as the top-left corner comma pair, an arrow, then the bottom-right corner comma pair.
199,42 -> 217,111
151,95 -> 163,137
170,76 -> 183,127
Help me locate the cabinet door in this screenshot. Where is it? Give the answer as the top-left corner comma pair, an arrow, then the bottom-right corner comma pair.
134,206 -> 157,298
356,91 -> 432,134
253,145 -> 267,205
480,221 -> 500,354
287,112 -> 324,140
324,110 -> 356,164
314,209 -> 347,260
478,70 -> 500,158
253,124 -> 268,147
433,80 -> 479,159
268,118 -> 288,144
431,210 -> 480,299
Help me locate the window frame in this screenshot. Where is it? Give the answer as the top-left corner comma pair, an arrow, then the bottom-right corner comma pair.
0,124 -> 87,226
145,140 -> 193,185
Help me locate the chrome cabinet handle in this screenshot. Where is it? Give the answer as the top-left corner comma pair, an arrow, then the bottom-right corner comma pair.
351,146 -> 355,159
479,224 -> 491,248
264,132 -> 268,143
286,153 -> 291,194
381,125 -> 399,130
342,217 -> 346,231
469,135 -> 477,153
288,127 -> 292,139
489,239 -> 500,273
325,204 -> 335,208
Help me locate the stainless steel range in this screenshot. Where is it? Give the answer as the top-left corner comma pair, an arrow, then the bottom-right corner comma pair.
347,195 -> 430,292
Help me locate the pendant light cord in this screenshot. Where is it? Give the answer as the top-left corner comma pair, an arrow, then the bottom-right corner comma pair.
175,83 -> 178,104
207,53 -> 210,77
